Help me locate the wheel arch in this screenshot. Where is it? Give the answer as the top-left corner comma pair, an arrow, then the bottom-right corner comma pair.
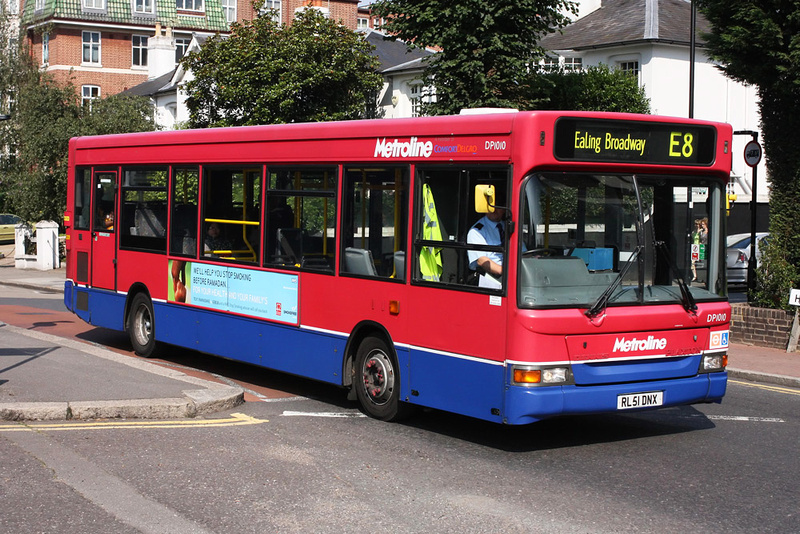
123,283 -> 151,333
342,320 -> 395,388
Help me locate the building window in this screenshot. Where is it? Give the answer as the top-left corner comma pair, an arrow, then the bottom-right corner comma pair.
34,0 -> 45,12
357,17 -> 369,30
82,31 -> 100,65
175,38 -> 190,63
221,0 -> 236,23
132,35 -> 148,67
134,0 -> 154,14
542,56 -> 558,71
261,0 -> 281,22
618,60 -> 640,77
409,83 -> 433,117
176,0 -> 203,11
42,32 -> 49,65
82,85 -> 100,109
82,0 -> 105,9
564,57 -> 582,71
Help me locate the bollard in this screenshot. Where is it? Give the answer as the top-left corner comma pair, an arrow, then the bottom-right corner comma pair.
35,220 -> 60,270
14,223 -> 36,269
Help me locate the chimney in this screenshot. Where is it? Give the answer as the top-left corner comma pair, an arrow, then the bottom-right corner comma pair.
147,24 -> 177,80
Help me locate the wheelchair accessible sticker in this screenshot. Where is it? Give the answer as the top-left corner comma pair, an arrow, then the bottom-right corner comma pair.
709,330 -> 729,350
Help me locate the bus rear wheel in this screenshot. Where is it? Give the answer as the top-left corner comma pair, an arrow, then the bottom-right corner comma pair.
354,336 -> 411,421
128,293 -> 157,357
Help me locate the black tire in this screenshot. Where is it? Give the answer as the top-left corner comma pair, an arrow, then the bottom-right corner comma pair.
128,293 -> 157,357
354,336 -> 412,421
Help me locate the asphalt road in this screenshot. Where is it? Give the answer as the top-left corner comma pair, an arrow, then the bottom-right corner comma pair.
1,288 -> 798,533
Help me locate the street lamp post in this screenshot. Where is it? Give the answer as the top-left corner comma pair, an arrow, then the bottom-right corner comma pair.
733,129 -> 760,300
689,0 -> 696,118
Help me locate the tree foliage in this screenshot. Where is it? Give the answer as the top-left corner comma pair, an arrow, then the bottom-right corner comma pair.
182,7 -> 383,127
0,21 -> 154,224
531,64 -> 651,113
371,0 -> 577,115
697,0 -> 800,309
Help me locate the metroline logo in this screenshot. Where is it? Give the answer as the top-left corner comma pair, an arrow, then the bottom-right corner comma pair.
612,335 -> 668,353
374,137 -> 433,158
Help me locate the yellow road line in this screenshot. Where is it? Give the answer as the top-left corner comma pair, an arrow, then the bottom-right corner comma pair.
0,412 -> 267,432
729,379 -> 800,396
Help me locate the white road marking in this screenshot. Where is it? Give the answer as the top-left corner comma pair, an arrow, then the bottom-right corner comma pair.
705,415 -> 784,423
281,410 -> 366,418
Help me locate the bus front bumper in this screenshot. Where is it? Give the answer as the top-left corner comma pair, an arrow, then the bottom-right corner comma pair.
502,371 -> 727,425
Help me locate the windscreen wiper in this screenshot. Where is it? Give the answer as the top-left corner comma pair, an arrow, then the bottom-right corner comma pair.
654,240 -> 698,314
585,245 -> 641,318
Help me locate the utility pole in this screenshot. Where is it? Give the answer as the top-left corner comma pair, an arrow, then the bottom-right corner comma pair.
689,0 -> 696,118
733,130 -> 761,300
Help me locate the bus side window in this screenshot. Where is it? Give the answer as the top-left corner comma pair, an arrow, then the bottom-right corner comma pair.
120,167 -> 168,252
201,166 -> 261,263
74,167 -> 91,230
170,167 -> 199,257
340,166 -> 409,279
265,166 -> 337,271
413,166 -> 510,291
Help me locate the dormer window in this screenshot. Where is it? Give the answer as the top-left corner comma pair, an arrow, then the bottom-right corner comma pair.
176,0 -> 204,12
134,0 -> 155,15
82,0 -> 106,12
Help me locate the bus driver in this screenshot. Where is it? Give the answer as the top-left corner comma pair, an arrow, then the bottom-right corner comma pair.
467,204 -> 506,289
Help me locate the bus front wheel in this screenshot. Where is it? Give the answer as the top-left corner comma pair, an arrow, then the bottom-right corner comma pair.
354,336 -> 410,421
128,293 -> 157,357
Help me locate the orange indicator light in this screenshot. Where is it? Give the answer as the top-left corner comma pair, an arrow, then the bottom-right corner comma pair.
513,369 -> 541,384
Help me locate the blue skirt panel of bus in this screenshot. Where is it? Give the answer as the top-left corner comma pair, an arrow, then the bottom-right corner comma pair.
64,283 -> 126,331
503,372 -> 727,425
64,281 -> 73,310
407,349 -> 505,424
570,355 -> 703,385
155,302 -> 347,384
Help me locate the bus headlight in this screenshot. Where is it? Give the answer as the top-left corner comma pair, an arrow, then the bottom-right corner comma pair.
700,353 -> 727,372
542,367 -> 568,383
512,365 -> 571,386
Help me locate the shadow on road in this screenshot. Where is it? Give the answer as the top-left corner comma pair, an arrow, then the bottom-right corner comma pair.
72,326 -> 718,452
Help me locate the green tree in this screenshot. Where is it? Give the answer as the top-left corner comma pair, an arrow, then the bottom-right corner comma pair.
532,64 -> 651,114
370,0 -> 577,115
0,28 -> 154,224
697,1 -> 800,309
182,7 -> 383,127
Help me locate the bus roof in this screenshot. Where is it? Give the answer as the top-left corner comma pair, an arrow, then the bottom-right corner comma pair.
70,110 -> 728,150
69,110 -> 732,175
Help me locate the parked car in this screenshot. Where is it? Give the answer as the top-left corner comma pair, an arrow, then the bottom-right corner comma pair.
0,213 -> 23,244
726,232 -> 769,286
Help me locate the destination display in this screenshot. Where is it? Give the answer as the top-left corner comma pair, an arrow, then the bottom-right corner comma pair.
554,118 -> 717,165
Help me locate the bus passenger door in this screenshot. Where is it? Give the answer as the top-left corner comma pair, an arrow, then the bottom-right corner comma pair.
90,170 -> 117,290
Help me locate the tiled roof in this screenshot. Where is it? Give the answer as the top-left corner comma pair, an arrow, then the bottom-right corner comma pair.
363,29 -> 432,72
119,68 -> 176,96
22,0 -> 229,32
540,0 -> 711,51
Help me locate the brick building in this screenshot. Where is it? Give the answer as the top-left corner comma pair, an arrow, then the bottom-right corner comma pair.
20,0 -> 361,101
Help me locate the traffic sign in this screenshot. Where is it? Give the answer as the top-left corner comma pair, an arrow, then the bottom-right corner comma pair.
789,289 -> 800,307
744,140 -> 762,167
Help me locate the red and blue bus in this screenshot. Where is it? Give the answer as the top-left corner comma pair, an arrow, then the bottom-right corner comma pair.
64,111 -> 731,424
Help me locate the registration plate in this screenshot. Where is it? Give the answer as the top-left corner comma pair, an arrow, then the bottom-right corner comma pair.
617,391 -> 663,410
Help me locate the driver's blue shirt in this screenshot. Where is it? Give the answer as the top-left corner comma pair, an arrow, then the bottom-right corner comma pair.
468,215 -> 505,288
